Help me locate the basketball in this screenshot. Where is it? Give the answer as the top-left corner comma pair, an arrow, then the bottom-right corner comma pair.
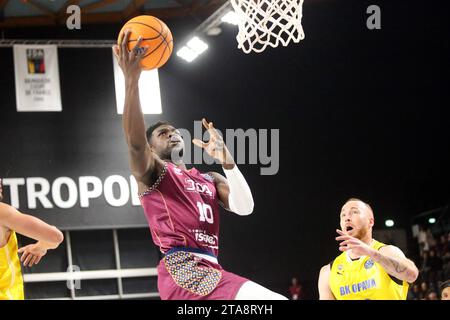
118,15 -> 173,70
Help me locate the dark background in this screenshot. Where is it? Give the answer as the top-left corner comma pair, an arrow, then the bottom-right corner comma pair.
0,0 -> 449,298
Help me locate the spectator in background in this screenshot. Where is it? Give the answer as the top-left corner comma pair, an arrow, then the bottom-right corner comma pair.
443,250 -> 450,280
427,291 -> 439,300
420,251 -> 430,282
445,231 -> 450,277
289,277 -> 303,300
440,280 -> 450,300
426,229 -> 436,250
437,234 -> 450,280
407,284 -> 421,300
419,281 -> 429,300
437,235 -> 448,256
428,249 -> 443,286
418,226 -> 428,256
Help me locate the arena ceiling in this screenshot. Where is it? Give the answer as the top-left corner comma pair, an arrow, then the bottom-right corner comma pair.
0,0 -> 227,28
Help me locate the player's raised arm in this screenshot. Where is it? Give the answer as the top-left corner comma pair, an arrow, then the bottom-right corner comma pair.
194,119 -> 254,216
0,203 -> 63,246
336,229 -> 419,283
113,30 -> 161,181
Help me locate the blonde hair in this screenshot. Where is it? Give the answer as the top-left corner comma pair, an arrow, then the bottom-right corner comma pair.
345,198 -> 374,219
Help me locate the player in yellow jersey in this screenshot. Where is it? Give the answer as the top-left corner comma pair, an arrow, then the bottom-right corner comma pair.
0,178 -> 64,300
318,198 -> 419,300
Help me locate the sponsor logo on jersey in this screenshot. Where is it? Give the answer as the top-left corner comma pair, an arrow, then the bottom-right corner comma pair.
201,173 -> 215,183
337,264 -> 344,275
185,179 -> 214,198
364,259 -> 375,269
339,278 -> 377,297
192,229 -> 218,247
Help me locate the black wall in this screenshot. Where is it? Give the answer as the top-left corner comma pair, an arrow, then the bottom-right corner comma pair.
1,0 -> 449,298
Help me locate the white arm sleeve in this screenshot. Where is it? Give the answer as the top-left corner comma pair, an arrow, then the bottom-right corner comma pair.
222,165 -> 254,216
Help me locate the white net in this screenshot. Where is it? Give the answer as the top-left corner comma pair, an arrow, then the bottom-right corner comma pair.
230,0 -> 305,54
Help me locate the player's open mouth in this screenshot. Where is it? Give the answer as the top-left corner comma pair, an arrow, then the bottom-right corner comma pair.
345,225 -> 354,232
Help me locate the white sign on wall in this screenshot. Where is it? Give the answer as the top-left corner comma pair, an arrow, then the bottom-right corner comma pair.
2,175 -> 141,210
112,49 -> 162,115
13,45 -> 62,112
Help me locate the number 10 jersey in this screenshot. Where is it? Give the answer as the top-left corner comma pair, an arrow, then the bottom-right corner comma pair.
139,161 -> 221,257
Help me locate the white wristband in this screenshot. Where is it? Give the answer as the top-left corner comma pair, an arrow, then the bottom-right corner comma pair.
223,165 -> 254,216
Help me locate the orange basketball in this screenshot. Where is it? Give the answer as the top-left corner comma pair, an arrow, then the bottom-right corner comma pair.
118,15 -> 173,70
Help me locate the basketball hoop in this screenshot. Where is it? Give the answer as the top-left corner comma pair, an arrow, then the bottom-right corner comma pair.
229,0 -> 305,54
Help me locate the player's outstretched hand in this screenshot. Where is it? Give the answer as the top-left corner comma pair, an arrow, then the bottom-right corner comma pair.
192,118 -> 234,167
18,242 -> 48,267
113,29 -> 149,82
335,229 -> 375,257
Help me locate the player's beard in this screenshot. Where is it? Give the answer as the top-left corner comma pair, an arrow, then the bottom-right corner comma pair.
354,226 -> 370,241
163,145 -> 184,163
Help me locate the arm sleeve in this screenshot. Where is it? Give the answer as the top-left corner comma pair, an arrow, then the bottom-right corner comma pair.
222,165 -> 254,216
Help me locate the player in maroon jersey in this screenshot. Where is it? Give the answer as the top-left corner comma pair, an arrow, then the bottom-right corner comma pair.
114,30 -> 287,300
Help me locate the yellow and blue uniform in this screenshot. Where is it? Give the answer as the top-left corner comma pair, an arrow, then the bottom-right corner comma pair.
0,231 -> 24,300
329,239 -> 408,300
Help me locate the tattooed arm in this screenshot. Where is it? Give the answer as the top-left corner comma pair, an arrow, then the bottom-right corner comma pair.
336,230 -> 419,283
371,245 -> 419,283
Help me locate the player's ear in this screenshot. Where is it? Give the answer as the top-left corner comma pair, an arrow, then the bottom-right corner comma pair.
369,217 -> 374,228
